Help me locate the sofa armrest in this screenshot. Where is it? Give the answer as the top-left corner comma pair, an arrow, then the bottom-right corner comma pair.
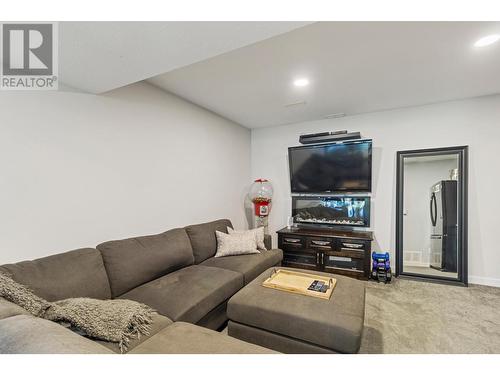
0,315 -> 113,354
264,234 -> 272,250
0,297 -> 29,320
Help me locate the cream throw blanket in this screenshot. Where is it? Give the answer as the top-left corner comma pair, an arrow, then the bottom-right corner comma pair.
44,298 -> 154,353
0,272 -> 51,316
0,272 -> 154,353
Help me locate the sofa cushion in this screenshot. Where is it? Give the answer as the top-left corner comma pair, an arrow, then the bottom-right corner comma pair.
97,228 -> 194,297
130,322 -> 276,354
201,249 -> 283,284
185,219 -> 233,263
0,297 -> 29,320
120,265 -> 244,323
0,315 -> 113,354
0,248 -> 111,301
95,312 -> 173,353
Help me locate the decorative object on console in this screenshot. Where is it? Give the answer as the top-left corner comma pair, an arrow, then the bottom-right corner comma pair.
248,179 -> 273,233
228,226 -> 267,251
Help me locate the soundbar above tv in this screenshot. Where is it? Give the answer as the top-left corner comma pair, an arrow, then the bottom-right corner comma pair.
288,139 -> 372,193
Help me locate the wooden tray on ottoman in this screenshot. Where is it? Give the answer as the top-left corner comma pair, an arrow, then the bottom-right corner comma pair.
262,268 -> 336,300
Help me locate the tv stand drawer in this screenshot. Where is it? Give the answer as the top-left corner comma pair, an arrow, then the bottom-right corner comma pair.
323,255 -> 364,271
307,237 -> 334,250
279,235 -> 305,251
282,250 -> 319,270
334,238 -> 368,252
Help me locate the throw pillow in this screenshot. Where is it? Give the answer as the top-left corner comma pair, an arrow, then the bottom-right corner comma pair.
0,271 -> 51,317
228,226 -> 267,250
214,230 -> 260,258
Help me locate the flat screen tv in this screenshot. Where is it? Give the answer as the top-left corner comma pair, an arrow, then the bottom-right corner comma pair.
288,140 -> 372,193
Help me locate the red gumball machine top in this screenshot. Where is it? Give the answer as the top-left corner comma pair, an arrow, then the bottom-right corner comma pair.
249,179 -> 273,217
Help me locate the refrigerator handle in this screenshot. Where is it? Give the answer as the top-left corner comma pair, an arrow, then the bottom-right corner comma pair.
430,193 -> 437,226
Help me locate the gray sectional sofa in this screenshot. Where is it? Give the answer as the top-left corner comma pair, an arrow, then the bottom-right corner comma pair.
0,219 -> 283,354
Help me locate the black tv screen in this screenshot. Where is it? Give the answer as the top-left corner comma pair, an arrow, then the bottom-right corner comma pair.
288,140 -> 372,193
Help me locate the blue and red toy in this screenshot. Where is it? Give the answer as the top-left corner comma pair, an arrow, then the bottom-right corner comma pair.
371,252 -> 392,283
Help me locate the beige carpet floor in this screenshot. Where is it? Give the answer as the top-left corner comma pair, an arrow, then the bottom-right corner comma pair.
360,278 -> 500,353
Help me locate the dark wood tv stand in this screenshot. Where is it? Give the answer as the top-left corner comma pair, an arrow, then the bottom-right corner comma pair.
277,226 -> 373,280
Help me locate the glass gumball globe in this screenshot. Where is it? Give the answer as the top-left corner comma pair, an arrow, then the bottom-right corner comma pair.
249,179 -> 273,204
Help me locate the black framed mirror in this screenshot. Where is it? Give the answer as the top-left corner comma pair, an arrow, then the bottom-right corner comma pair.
396,146 -> 468,286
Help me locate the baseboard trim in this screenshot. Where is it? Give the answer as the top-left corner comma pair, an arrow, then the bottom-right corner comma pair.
469,275 -> 500,287
403,262 -> 429,267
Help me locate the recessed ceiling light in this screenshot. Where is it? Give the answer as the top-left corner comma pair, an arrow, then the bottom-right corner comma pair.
474,34 -> 500,47
293,78 -> 310,87
285,100 -> 307,107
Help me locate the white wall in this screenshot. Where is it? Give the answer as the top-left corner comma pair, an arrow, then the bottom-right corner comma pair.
251,94 -> 500,287
0,82 -> 251,264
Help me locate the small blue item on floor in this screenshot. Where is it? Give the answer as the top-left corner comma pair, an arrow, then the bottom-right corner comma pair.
371,251 -> 392,283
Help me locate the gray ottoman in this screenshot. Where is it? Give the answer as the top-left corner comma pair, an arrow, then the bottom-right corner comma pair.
227,267 -> 365,354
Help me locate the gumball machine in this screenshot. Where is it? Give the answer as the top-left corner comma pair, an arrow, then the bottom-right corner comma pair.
249,179 -> 273,233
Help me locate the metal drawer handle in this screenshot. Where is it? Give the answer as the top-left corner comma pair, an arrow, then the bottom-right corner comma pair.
342,243 -> 363,249
284,238 -> 301,243
311,240 -> 330,246
341,247 -> 363,252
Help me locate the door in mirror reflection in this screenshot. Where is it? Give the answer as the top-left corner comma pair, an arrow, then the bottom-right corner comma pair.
396,146 -> 468,285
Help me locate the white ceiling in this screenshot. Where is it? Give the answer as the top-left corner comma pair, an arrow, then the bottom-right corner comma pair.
148,22 -> 500,128
58,22 -> 311,93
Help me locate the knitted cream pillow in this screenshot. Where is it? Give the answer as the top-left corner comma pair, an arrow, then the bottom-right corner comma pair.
214,230 -> 260,258
227,226 -> 267,251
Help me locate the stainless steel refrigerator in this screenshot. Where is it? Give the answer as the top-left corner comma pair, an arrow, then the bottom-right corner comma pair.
430,180 -> 458,272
